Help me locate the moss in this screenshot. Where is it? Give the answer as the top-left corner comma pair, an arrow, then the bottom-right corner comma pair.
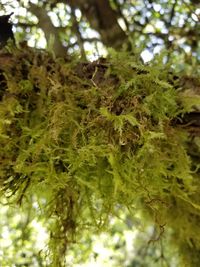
0,48 -> 200,266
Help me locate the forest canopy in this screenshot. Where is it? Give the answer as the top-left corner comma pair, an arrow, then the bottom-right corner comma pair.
0,1 -> 200,267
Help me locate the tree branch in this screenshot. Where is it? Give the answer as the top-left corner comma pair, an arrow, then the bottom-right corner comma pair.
67,0 -> 128,49
29,3 -> 67,57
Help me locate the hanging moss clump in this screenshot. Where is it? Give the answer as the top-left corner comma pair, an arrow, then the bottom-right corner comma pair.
0,47 -> 200,266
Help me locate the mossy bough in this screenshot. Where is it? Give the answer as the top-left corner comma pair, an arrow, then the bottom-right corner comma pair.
0,48 -> 200,266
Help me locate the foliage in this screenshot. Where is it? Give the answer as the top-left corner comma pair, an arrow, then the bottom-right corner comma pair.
1,0 -> 200,63
0,200 -> 48,266
0,45 -> 199,266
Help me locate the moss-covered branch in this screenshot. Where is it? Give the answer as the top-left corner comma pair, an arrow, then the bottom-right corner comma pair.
0,47 -> 200,266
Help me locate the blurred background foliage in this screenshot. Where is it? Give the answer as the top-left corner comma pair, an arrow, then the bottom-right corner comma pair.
0,201 -> 179,267
0,0 -> 199,65
0,0 -> 199,266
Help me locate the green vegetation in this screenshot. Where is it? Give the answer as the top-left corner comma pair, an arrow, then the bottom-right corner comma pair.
0,46 -> 199,266
0,0 -> 199,265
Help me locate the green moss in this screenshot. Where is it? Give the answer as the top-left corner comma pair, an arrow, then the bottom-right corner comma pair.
0,48 -> 200,266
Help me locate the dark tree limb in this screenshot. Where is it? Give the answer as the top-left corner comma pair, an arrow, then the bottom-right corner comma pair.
67,0 -> 128,49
